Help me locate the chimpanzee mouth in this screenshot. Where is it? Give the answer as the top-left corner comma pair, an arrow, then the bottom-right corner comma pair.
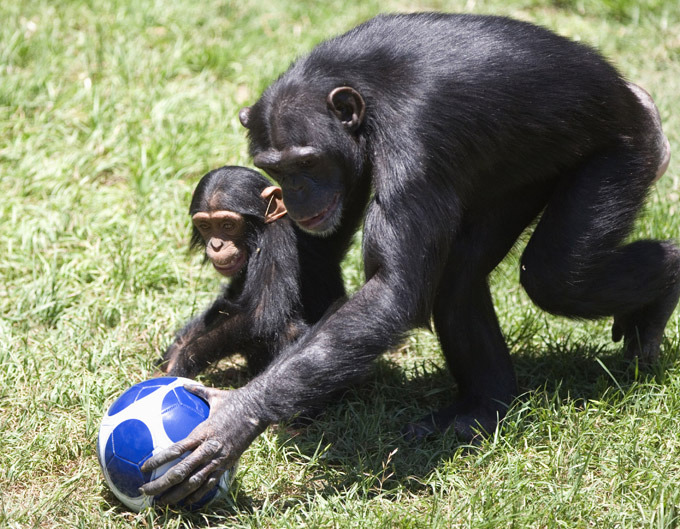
296,194 -> 340,232
212,251 -> 247,277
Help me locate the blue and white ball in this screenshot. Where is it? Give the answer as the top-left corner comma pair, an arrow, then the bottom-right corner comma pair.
97,377 -> 236,512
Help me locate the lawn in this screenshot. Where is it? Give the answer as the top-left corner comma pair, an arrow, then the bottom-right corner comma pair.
1,0 -> 679,527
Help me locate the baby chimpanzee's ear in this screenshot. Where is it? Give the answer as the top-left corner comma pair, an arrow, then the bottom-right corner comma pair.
261,186 -> 288,223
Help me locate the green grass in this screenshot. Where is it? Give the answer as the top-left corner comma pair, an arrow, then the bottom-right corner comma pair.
1,0 -> 680,527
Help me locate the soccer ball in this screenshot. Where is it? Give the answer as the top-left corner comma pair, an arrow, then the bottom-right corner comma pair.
96,377 -> 236,512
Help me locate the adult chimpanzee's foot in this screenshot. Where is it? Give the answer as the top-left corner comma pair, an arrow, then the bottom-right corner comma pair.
403,397 -> 507,442
613,276 -> 680,363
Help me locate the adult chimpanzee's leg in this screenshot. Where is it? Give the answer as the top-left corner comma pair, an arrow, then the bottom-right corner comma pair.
426,277 -> 515,441
406,186 -> 553,440
521,142 -> 680,362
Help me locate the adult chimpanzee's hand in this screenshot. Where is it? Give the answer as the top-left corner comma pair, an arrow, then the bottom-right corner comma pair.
139,384 -> 267,506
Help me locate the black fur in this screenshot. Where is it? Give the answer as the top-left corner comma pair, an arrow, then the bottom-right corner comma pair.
161,166 -> 369,377
236,13 -> 679,441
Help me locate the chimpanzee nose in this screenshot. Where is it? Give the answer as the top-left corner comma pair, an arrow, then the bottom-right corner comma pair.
284,182 -> 308,205
210,239 -> 223,251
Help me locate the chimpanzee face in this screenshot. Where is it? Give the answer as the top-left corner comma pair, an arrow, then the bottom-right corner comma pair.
192,210 -> 248,276
252,146 -> 345,234
240,86 -> 366,236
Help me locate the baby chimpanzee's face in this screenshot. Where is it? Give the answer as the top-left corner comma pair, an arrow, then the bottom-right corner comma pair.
192,210 -> 248,276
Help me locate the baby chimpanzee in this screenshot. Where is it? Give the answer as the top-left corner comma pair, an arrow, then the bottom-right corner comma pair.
160,166 -> 363,377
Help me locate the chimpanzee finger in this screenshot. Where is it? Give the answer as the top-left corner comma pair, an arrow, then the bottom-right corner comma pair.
183,383 -> 223,403
157,462 -> 224,506
140,436 -> 201,473
139,438 -> 220,496
184,470 -> 224,505
153,465 -> 213,506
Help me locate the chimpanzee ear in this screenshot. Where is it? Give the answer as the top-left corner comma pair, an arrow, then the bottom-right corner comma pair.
239,107 -> 252,129
327,86 -> 365,132
261,186 -> 287,223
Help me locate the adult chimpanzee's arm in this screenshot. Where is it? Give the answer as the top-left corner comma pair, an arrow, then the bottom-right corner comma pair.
252,172 -> 459,419
140,164 -> 459,505
141,276 -> 431,506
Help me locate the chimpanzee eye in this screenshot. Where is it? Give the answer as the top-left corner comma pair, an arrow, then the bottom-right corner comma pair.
299,157 -> 316,169
223,221 -> 235,231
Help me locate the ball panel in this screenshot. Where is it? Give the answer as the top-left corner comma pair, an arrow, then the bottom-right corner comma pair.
125,494 -> 153,512
137,377 -> 178,388
169,385 -> 209,416
107,386 -> 143,416
109,418 -> 154,464
104,419 -> 154,498
107,377 -> 178,416
161,387 -> 209,443
105,455 -> 148,498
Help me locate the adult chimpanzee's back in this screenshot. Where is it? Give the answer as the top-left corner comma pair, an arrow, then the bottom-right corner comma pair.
140,14 -> 678,504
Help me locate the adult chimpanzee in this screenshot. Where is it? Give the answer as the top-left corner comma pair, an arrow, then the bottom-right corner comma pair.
141,13 -> 677,505
160,165 -> 369,377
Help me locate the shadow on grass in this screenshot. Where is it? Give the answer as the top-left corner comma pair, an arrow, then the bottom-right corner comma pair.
514,339 -> 677,401
190,336 -> 678,517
